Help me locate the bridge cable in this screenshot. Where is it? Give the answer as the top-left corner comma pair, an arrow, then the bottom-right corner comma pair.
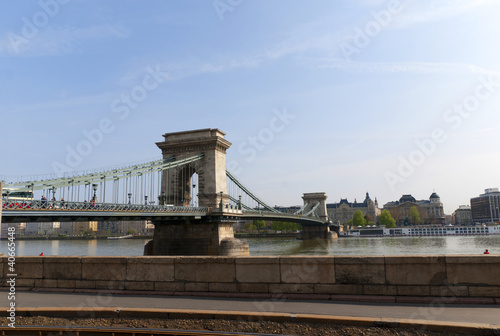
226,171 -> 280,213
303,201 -> 320,217
294,202 -> 309,215
4,155 -> 204,192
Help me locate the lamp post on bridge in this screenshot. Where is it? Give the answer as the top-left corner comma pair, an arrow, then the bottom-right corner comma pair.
30,183 -> 34,200
51,186 -> 56,202
158,192 -> 166,206
128,193 -> 132,204
92,184 -> 97,203
192,183 -> 196,207
144,195 -> 148,205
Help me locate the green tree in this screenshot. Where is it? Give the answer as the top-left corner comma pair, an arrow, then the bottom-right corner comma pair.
409,206 -> 422,225
246,223 -> 256,232
271,221 -> 282,231
364,214 -> 375,226
379,210 -> 396,228
253,220 -> 266,232
271,221 -> 301,232
287,222 -> 301,232
352,210 -> 366,227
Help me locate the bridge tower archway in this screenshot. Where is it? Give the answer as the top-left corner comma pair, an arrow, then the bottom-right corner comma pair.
156,129 -> 231,208
302,192 -> 329,222
300,192 -> 337,239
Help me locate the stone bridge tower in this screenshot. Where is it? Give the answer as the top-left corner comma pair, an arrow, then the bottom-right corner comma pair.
147,129 -> 249,256
156,129 -> 230,208
300,192 -> 336,239
302,192 -> 329,222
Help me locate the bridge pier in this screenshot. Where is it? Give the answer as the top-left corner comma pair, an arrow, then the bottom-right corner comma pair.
300,224 -> 337,240
144,217 -> 249,256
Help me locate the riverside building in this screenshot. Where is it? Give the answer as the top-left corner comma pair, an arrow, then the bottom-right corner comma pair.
383,192 -> 445,226
471,188 -> 500,225
453,205 -> 472,226
326,192 -> 380,227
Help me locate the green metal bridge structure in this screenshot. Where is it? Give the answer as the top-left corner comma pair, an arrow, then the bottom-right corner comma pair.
1,129 -> 336,256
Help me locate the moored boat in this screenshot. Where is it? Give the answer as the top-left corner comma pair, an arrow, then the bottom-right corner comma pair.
107,234 -> 134,240
340,225 -> 500,237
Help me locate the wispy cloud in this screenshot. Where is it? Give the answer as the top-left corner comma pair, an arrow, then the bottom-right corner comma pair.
0,24 -> 130,57
448,126 -> 500,139
163,0 -> 500,79
115,55 -> 263,87
391,0 -> 500,29
3,92 -> 112,114
256,0 -> 500,62
299,57 -> 500,76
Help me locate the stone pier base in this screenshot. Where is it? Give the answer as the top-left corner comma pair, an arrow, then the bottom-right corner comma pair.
145,219 -> 249,256
300,224 -> 337,240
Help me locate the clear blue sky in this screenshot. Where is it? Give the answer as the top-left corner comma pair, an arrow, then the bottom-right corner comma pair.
2,0 -> 500,214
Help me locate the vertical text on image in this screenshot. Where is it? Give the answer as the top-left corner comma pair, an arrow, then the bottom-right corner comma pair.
6,226 -> 17,328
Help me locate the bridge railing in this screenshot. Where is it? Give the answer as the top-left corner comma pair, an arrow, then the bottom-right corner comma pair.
242,209 -> 319,220
2,199 -> 322,221
1,199 -> 208,213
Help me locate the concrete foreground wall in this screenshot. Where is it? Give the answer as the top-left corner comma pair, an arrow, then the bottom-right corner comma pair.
1,256 -> 499,298
0,182 -> 3,231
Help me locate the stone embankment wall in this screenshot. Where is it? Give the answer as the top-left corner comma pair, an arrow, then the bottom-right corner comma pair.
1,256 -> 499,299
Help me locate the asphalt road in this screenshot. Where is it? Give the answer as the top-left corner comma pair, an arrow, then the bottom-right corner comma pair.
1,291 -> 499,325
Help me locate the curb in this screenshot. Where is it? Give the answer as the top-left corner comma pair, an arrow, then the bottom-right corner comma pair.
1,307 -> 499,335
5,287 -> 498,305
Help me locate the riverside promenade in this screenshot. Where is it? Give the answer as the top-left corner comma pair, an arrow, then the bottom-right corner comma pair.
2,255 -> 500,333
1,291 -> 500,334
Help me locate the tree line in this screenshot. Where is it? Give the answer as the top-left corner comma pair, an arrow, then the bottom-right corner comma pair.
242,205 -> 424,232
243,220 -> 302,233
348,205 -> 423,228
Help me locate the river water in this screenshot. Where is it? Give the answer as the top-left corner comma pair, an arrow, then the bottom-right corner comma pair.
1,235 -> 499,256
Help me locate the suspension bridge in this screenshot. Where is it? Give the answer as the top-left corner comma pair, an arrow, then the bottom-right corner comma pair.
1,129 -> 337,255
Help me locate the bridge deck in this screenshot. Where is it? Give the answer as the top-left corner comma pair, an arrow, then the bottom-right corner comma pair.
2,202 -> 326,226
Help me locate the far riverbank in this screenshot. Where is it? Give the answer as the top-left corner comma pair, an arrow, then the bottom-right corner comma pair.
3,233 -> 294,240
235,232 -> 297,238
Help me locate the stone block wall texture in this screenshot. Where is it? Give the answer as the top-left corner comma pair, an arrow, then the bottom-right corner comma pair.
1,256 -> 499,298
